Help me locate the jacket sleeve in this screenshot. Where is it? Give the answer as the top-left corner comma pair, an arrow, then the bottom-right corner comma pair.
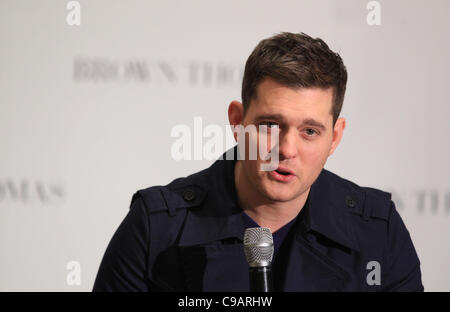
383,200 -> 424,291
93,195 -> 150,292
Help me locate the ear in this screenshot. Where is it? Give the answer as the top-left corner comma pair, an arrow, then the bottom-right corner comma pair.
228,100 -> 244,142
328,117 -> 346,156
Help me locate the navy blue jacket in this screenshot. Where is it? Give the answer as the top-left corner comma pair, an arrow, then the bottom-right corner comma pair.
93,146 -> 423,292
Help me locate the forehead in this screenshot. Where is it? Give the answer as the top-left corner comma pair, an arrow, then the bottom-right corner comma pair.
249,79 -> 334,123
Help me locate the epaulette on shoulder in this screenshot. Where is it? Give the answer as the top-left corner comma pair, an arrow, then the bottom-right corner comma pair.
327,170 -> 394,223
359,186 -> 393,222
130,181 -> 207,217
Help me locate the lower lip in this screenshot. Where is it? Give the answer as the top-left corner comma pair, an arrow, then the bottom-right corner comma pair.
268,170 -> 296,182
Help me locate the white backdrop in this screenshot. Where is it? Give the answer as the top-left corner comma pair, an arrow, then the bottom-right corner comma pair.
1,0 -> 449,291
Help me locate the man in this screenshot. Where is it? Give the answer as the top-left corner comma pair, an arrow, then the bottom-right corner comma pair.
93,32 -> 423,291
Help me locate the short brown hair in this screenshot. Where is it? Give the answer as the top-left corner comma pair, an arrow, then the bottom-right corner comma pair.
241,32 -> 347,125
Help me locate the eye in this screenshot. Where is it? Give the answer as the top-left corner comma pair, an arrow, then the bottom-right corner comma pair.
304,128 -> 319,136
260,121 -> 279,128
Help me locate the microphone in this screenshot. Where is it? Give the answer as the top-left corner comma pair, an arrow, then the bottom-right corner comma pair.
243,227 -> 274,292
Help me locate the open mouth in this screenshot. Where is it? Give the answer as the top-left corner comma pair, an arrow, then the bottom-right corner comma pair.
275,169 -> 291,176
269,167 -> 296,182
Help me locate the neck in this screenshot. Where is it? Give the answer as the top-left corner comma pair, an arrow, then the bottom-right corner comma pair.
234,160 -> 309,233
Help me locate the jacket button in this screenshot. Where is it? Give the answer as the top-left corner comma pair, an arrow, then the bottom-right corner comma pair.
183,189 -> 196,201
345,195 -> 356,207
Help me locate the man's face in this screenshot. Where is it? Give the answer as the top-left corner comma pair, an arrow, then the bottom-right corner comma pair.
233,78 -> 345,203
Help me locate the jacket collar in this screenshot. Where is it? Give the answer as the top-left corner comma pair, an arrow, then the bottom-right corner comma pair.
305,168 -> 361,252
179,145 -> 360,252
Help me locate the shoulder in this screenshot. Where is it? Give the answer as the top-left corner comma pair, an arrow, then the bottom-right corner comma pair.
321,169 -> 418,258
127,168 -> 212,273
323,169 -> 423,290
321,168 -> 396,223
130,166 -> 211,217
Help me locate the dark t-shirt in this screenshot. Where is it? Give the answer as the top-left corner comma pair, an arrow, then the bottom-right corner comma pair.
242,209 -> 303,258
242,206 -> 307,290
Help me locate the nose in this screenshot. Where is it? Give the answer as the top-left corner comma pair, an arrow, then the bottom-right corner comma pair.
277,128 -> 298,160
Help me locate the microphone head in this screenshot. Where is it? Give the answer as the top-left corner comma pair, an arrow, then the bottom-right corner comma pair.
243,227 -> 274,267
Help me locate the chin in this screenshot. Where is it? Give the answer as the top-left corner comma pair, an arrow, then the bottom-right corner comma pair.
263,187 -> 298,202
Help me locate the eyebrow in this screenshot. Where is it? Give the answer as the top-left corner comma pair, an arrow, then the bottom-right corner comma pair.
254,114 -> 327,131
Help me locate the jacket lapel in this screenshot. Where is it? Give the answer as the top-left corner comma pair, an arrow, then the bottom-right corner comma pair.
178,211 -> 250,291
278,169 -> 362,291
278,219 -> 352,291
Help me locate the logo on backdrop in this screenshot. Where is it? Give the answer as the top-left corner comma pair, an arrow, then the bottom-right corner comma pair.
73,58 -> 243,86
0,179 -> 65,204
390,189 -> 450,215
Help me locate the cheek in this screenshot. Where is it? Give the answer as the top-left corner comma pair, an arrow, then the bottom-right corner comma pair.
243,159 -> 261,180
299,141 -> 330,167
